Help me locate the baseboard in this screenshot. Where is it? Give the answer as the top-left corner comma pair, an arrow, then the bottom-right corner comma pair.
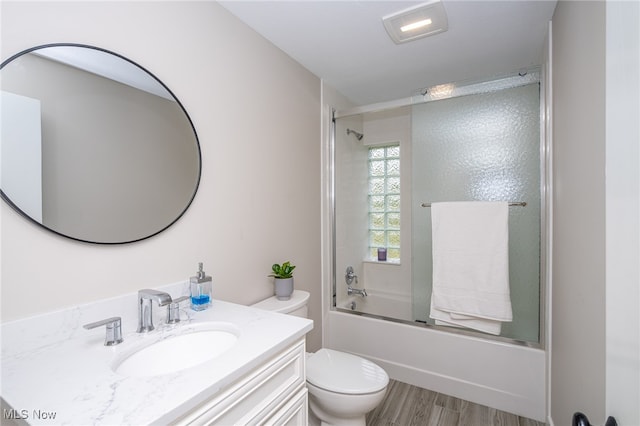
353,352 -> 544,422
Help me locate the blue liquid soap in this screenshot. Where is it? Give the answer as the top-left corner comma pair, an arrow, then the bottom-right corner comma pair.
191,293 -> 211,307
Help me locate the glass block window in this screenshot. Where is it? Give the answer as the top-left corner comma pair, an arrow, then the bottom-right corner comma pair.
368,144 -> 400,260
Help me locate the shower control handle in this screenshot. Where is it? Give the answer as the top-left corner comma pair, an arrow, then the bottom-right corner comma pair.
345,266 -> 358,285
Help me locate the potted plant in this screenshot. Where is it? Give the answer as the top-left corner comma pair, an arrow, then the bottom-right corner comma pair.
269,261 -> 296,300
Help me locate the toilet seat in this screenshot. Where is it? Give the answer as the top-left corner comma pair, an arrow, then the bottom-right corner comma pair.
306,349 -> 389,395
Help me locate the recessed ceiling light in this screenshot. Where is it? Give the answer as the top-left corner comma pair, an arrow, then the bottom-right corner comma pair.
401,19 -> 432,33
382,1 -> 448,44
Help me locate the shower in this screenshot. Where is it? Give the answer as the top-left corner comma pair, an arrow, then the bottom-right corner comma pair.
346,128 -> 364,140
327,70 -> 549,423
332,71 -> 544,345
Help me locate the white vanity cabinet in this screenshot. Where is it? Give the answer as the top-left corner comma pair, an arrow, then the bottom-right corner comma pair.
1,296 -> 313,425
176,338 -> 308,425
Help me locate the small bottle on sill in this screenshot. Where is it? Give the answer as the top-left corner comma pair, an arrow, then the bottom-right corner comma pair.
377,248 -> 387,261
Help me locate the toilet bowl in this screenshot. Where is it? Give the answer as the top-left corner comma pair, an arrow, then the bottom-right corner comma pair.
306,348 -> 388,426
251,290 -> 389,426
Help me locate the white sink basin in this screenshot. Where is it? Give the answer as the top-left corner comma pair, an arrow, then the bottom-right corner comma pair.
113,323 -> 239,377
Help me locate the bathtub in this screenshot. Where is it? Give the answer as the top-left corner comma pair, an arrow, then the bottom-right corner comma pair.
326,307 -> 546,422
338,289 -> 412,322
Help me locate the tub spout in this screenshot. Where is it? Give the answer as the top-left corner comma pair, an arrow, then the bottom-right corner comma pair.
347,286 -> 367,298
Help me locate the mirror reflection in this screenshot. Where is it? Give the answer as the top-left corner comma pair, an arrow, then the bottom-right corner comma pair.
1,44 -> 201,244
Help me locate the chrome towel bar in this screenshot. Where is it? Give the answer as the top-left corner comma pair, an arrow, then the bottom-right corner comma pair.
421,201 -> 527,208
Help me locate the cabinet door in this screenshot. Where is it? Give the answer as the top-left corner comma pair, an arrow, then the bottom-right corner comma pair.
263,387 -> 308,426
176,339 -> 306,425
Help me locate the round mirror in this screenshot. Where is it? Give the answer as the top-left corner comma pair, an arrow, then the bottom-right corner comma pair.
1,44 -> 201,244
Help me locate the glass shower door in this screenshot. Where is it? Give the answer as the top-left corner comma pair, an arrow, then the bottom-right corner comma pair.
411,83 -> 541,342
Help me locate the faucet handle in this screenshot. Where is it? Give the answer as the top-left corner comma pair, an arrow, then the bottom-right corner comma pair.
83,317 -> 123,346
166,296 -> 190,324
345,266 -> 358,285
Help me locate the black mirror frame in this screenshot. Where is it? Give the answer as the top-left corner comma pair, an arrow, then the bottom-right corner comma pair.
0,43 -> 202,244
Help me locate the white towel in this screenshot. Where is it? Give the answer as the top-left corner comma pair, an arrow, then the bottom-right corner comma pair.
429,201 -> 512,335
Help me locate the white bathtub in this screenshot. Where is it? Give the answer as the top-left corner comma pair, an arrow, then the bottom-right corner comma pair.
326,309 -> 546,422
339,289 -> 412,322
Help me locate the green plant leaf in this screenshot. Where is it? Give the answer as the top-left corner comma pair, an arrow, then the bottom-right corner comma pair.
268,261 -> 295,278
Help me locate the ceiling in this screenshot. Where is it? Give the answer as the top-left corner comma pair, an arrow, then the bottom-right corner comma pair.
218,0 -> 557,106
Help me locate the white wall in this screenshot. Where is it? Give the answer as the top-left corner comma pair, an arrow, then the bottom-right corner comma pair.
605,1 -> 640,423
0,2 -> 323,351
551,1 -> 606,422
549,1 -> 638,424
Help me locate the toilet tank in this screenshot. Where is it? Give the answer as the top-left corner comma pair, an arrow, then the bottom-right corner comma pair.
251,290 -> 310,318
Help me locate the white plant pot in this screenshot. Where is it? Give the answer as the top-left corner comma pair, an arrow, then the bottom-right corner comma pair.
274,277 -> 294,300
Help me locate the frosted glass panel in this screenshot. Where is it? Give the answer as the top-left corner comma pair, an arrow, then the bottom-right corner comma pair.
411,83 -> 541,342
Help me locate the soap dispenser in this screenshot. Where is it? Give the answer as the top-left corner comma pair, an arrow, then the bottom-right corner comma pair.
190,262 -> 212,311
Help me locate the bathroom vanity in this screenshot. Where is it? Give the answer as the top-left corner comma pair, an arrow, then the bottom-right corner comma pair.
0,283 -> 313,425
176,338 -> 308,425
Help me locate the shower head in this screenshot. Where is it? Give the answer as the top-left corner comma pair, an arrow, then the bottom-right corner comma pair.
346,128 -> 364,141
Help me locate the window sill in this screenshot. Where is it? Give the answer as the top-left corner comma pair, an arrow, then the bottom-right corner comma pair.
363,258 -> 401,266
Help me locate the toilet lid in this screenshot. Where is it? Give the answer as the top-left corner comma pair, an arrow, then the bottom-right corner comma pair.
251,290 -> 310,314
306,349 -> 389,395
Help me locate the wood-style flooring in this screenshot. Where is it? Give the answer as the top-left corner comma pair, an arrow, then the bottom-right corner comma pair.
366,379 -> 546,426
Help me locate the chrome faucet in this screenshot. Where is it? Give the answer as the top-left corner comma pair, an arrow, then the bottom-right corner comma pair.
345,266 -> 367,297
137,289 -> 173,333
347,286 -> 368,297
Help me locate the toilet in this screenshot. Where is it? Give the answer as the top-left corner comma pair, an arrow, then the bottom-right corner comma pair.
252,290 -> 389,426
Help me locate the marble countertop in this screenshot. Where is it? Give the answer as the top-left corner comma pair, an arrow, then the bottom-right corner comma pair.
0,283 -> 313,425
